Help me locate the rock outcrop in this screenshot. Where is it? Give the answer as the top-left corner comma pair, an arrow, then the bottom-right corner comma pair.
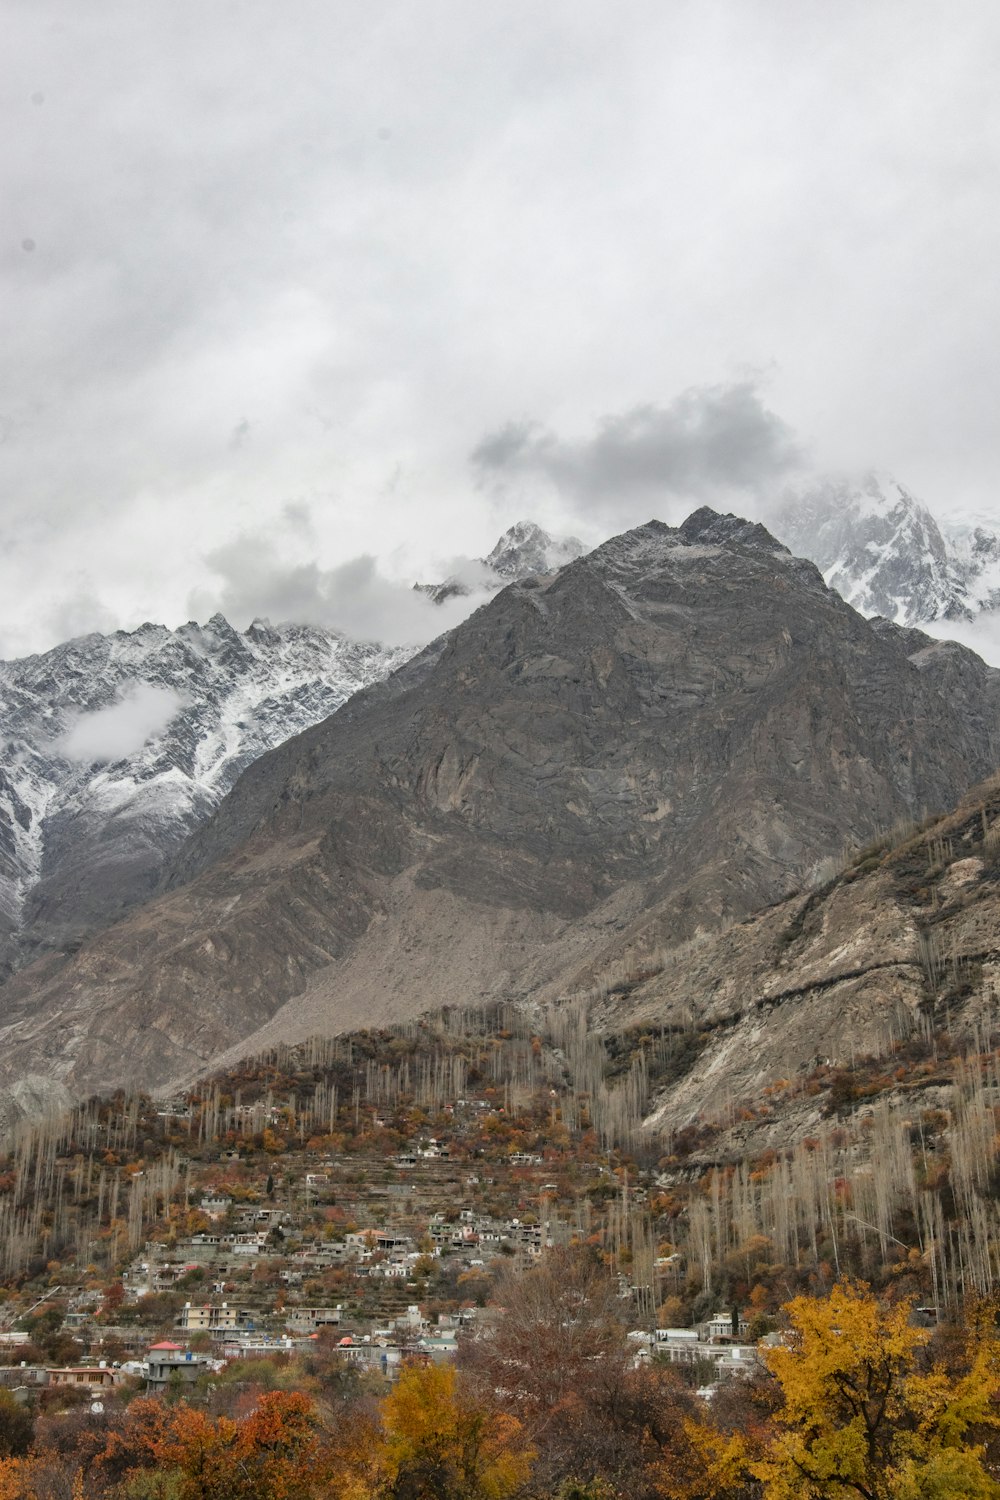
602,771 -> 1000,1154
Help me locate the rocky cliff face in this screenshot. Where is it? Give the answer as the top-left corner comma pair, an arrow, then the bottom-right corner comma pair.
601,768 -> 1000,1157
1,510 -> 998,1105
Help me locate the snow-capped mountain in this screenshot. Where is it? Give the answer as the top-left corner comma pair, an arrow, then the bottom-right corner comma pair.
484,519 -> 584,579
0,520 -> 578,978
7,509 -> 1000,1107
767,473 -> 1000,626
949,525 -> 1000,616
0,616 -> 413,976
418,520 -> 585,603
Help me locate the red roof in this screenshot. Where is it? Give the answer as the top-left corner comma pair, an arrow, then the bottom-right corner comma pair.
149,1341 -> 183,1351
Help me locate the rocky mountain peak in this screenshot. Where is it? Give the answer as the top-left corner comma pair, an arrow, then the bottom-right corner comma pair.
484,519 -> 585,580
765,473 -> 996,625
677,506 -> 789,554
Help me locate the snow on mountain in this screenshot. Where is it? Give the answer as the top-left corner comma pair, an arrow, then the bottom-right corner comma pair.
417,520 -> 585,603
0,520 -> 582,977
766,473 -> 974,626
484,520 -> 585,580
948,525 -> 1000,615
0,615 -> 413,975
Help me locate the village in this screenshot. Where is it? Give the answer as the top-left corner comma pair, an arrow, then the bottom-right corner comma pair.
0,1015 -> 986,1500
0,1004 -> 969,1441
0,1048 -> 768,1409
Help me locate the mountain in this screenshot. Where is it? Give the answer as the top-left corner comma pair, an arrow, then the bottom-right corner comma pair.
484,520 -> 585,580
767,472 -> 1000,626
417,520 -> 585,603
0,616 -> 412,977
951,523 -> 1000,615
768,473 -> 969,624
0,521 -> 576,981
1,509 -> 998,1107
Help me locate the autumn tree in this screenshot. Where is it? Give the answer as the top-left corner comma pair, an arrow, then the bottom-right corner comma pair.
90,1390 -> 327,1500
460,1246 -> 629,1436
752,1281 -> 1000,1500
343,1362 -> 532,1500
459,1248 -> 713,1497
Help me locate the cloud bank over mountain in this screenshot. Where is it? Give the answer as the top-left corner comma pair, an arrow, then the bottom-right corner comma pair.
189,533 -> 492,646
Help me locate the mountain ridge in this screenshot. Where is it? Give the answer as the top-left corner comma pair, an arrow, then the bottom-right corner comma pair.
2,509 -> 998,1107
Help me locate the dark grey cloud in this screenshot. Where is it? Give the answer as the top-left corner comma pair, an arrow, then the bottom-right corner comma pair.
472,382 -> 803,517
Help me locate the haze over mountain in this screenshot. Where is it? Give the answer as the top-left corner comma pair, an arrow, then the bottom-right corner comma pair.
1,510 -> 998,1109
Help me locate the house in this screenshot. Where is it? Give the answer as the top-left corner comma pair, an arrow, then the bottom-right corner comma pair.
655,1329 -> 702,1364
331,1338 -> 404,1380
393,1305 -> 426,1336
178,1301 -> 244,1333
374,1231 -> 412,1254
417,1333 -> 459,1363
700,1312 -> 749,1342
284,1306 -> 343,1333
654,1327 -> 758,1380
146,1343 -> 211,1393
217,1334 -> 312,1360
47,1365 -> 118,1391
198,1195 -> 232,1218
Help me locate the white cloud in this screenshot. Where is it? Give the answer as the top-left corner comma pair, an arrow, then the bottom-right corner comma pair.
2,3 -> 1000,652
921,613 -> 1000,669
189,533 -> 492,646
55,683 -> 186,764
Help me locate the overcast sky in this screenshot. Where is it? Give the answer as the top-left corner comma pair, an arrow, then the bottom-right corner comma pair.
3,0 -> 1000,658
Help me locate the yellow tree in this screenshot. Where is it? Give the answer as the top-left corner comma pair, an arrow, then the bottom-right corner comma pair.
367,1362 -> 533,1500
754,1282 -> 1000,1500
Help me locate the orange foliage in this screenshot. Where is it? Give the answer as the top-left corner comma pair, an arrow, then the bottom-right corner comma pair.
90,1390 -> 326,1499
